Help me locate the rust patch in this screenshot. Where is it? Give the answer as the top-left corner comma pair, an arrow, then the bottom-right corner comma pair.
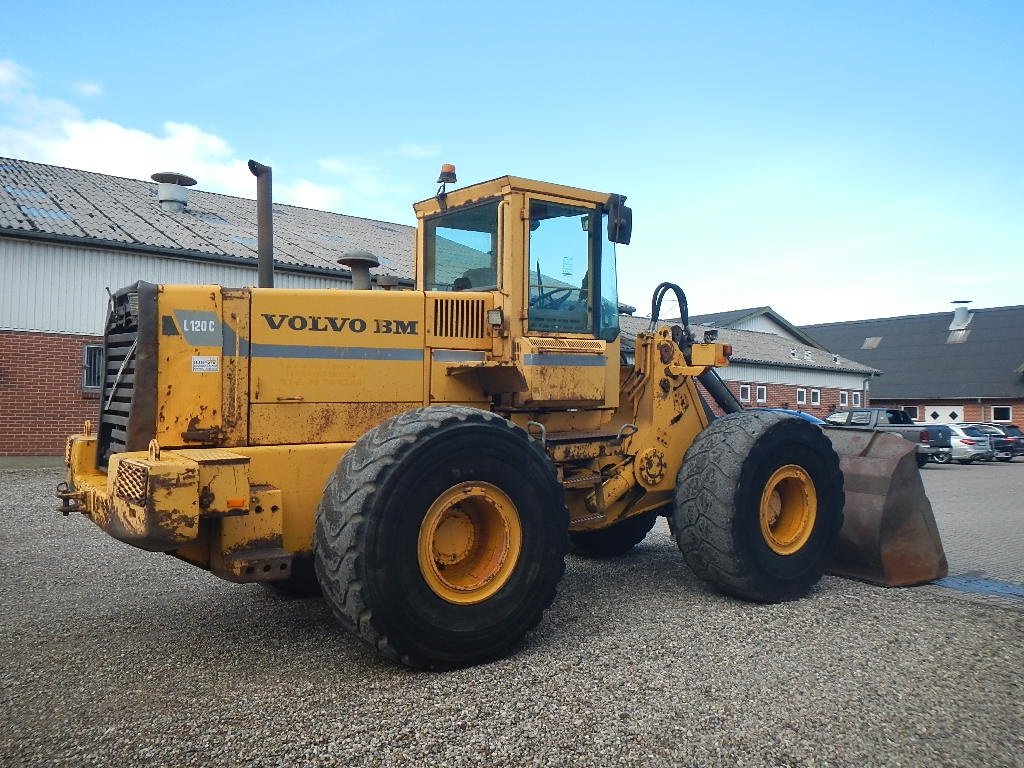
198,485 -> 214,510
308,406 -> 337,439
223,533 -> 280,557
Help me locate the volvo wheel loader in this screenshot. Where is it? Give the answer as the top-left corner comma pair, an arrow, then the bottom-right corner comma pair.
58,163 -> 946,669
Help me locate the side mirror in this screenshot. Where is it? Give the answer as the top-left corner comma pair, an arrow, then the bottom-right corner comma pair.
606,194 -> 632,245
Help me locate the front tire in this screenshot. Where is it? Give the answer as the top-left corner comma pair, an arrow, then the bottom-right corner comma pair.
314,406 -> 567,669
672,411 -> 844,602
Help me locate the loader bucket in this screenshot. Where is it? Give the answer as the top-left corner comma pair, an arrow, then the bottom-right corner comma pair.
824,428 -> 948,587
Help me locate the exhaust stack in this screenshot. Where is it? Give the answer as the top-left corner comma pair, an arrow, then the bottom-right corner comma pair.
248,160 -> 274,288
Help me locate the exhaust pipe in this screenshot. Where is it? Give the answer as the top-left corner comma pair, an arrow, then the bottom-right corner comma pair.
248,159 -> 274,288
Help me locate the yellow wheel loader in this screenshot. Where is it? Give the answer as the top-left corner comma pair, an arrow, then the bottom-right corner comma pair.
58,163 -> 945,669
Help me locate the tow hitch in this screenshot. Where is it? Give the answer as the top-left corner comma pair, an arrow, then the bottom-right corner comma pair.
56,481 -> 87,516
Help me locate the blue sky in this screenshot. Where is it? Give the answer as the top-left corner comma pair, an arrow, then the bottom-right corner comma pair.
1,1 -> 1021,324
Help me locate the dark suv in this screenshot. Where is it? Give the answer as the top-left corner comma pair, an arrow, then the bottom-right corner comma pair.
965,423 -> 1023,461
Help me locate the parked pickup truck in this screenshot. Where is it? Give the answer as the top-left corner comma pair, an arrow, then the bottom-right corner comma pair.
824,408 -> 952,468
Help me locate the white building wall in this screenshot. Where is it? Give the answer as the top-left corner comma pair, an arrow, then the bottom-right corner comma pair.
719,362 -> 871,391
0,238 -> 351,335
733,316 -> 804,342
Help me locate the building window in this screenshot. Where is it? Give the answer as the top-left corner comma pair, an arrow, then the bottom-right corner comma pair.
992,406 -> 1012,422
851,391 -> 861,406
903,406 -> 919,420
83,345 -> 103,391
739,384 -> 750,402
796,388 -> 806,405
811,389 -> 820,406
839,391 -> 848,407
756,385 -> 767,403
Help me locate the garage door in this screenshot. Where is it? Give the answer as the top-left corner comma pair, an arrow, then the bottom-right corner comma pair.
924,405 -> 964,423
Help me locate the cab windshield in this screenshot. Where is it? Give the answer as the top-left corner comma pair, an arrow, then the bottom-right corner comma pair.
527,200 -> 619,340
423,200 -> 499,292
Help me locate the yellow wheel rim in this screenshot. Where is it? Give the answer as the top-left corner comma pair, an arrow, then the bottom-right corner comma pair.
759,465 -> 817,556
417,481 -> 522,604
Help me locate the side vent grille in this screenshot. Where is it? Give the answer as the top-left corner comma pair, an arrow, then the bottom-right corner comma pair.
99,290 -> 140,466
529,338 -> 605,353
433,297 -> 486,339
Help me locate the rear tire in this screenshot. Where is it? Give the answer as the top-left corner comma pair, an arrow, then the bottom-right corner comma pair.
569,511 -> 658,558
672,411 -> 844,602
932,453 -> 951,465
314,406 -> 567,669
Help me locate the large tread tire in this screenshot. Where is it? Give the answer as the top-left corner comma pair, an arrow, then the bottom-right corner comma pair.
313,406 -> 567,669
569,511 -> 658,558
672,411 -> 844,602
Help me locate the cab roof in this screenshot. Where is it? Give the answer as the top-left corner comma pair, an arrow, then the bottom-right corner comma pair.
413,176 -> 615,218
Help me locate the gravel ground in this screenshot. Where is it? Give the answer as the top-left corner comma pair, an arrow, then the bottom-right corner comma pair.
2,467 -> 1022,767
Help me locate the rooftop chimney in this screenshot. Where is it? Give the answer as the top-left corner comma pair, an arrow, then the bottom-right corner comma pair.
949,300 -> 973,331
151,172 -> 197,213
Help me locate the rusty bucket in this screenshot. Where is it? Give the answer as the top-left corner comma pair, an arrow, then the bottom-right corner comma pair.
825,428 -> 948,587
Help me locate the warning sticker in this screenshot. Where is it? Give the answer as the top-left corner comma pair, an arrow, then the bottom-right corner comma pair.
191,355 -> 220,373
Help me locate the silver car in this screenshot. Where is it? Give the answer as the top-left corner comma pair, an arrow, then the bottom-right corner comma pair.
945,424 -> 994,464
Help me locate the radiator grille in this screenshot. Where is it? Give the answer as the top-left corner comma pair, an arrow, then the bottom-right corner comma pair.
98,289 -> 140,465
529,338 -> 606,353
432,297 -> 486,339
115,460 -> 149,504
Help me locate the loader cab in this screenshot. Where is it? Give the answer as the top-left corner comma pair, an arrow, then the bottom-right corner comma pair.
415,176 -> 629,343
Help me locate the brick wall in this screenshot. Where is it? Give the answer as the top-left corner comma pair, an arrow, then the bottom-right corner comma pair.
872,399 -> 1024,424
700,378 -> 867,419
0,331 -> 102,456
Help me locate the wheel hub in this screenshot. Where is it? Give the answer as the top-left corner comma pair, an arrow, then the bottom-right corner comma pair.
417,482 -> 522,604
759,465 -> 817,556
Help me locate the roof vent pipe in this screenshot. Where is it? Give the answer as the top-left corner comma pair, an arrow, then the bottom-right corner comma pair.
248,160 -> 274,288
339,250 -> 380,290
949,300 -> 973,331
151,172 -> 196,213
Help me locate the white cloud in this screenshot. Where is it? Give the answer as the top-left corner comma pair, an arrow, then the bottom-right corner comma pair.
276,179 -> 345,211
0,59 -> 405,216
72,81 -> 102,97
0,59 -> 28,96
317,156 -> 417,221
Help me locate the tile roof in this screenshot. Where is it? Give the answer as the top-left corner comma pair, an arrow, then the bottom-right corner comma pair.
802,306 -> 1024,400
0,157 -> 414,281
618,315 -> 877,374
689,305 -> 822,349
